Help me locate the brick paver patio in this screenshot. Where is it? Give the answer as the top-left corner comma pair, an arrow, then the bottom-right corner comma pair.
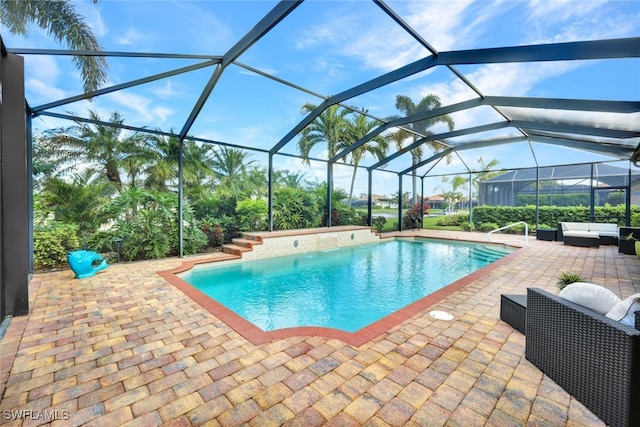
1,230 -> 638,426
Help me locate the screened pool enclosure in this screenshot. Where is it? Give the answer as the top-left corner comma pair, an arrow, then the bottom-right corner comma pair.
0,1 -> 639,319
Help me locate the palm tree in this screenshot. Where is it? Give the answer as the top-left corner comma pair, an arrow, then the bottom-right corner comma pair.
210,146 -> 256,197
45,110 -> 153,193
298,102 -> 354,217
342,111 -> 389,206
392,94 -> 455,204
143,134 -> 216,193
472,156 -> 501,204
273,170 -> 308,190
298,101 -> 353,174
0,0 -> 107,93
40,170 -> 114,236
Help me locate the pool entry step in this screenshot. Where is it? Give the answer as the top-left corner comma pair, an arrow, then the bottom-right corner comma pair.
471,245 -> 512,263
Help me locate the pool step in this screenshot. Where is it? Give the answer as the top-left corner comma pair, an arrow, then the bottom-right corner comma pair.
223,244 -> 253,256
471,245 -> 512,262
241,233 -> 264,244
221,233 -> 265,256
231,237 -> 263,249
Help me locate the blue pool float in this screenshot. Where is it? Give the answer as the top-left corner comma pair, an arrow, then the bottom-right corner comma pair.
67,250 -> 109,279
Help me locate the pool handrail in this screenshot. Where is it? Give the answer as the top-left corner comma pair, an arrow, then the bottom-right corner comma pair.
487,221 -> 529,245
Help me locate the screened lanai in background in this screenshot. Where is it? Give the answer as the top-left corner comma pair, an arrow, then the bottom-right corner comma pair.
1,1 -> 639,319
480,163 -> 640,207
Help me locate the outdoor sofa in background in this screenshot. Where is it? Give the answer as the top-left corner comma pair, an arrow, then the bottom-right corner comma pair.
557,221 -> 619,247
525,288 -> 640,427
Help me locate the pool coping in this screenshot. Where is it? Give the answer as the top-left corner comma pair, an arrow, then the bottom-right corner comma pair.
158,237 -> 527,347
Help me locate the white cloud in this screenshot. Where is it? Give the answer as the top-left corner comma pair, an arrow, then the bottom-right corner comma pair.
74,1 -> 107,38
25,54 -> 60,84
153,81 -> 177,98
115,28 -> 144,47
104,91 -> 175,126
404,0 -> 478,51
527,0 -> 606,23
25,78 -> 67,105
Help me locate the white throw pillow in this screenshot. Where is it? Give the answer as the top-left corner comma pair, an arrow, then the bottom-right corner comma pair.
606,294 -> 640,327
558,282 -> 621,315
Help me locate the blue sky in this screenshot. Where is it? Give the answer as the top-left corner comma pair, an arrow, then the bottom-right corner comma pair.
2,0 -> 639,197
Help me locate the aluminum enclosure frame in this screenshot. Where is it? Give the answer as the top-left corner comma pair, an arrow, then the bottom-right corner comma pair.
0,1 -> 639,320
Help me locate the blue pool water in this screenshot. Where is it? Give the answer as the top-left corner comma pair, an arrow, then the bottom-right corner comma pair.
182,239 -> 514,333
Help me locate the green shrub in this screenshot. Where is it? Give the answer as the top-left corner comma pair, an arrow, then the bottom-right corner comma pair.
436,213 -> 469,227
236,199 -> 268,232
478,222 -> 499,232
93,188 -> 207,261
460,222 -> 475,231
472,205 -> 637,228
201,215 -> 237,246
34,223 -> 81,269
272,187 -> 321,230
180,221 -> 209,256
372,216 -> 387,233
503,223 -> 529,234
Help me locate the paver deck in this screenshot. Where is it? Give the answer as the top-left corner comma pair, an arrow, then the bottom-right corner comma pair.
1,229 -> 638,426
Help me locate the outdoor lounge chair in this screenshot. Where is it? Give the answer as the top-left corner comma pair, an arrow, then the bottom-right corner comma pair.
525,288 -> 640,427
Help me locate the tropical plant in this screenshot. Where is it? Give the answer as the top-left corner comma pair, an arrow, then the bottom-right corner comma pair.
143,133 -> 216,193
273,169 -> 308,189
178,206 -> 208,256
44,110 -> 155,193
372,216 -> 387,233
210,146 -> 256,197
32,135 -> 66,189
200,215 -> 238,247
272,187 -> 321,230
40,172 -> 114,237
391,94 -> 455,204
298,102 -> 353,199
402,200 -> 430,230
343,111 -> 389,206
557,271 -> 587,290
93,188 -> 206,260
33,222 -> 81,269
0,0 -> 107,93
235,199 -> 268,232
471,156 -> 502,200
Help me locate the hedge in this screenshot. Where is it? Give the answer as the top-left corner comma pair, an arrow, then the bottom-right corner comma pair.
472,205 -> 637,229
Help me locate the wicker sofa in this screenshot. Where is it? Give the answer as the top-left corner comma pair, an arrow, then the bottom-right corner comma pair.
525,288 -> 640,427
558,221 -> 619,247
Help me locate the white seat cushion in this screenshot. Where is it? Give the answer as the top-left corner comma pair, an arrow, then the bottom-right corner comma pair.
559,282 -> 621,314
606,294 -> 640,327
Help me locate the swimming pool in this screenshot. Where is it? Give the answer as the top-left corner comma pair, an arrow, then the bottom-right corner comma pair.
180,238 -> 514,333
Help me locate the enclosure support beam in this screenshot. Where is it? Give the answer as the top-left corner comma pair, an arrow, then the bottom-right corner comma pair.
326,163 -> 333,227
367,171 -> 373,227
0,52 -> 29,319
535,167 -> 540,228
268,154 -> 274,231
590,164 -> 595,222
468,173 -> 473,226
397,176 -> 403,231
627,166 -> 632,227
178,140 -> 184,257
420,178 -> 425,219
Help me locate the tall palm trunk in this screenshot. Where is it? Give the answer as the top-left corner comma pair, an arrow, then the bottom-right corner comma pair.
348,167 -> 357,207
